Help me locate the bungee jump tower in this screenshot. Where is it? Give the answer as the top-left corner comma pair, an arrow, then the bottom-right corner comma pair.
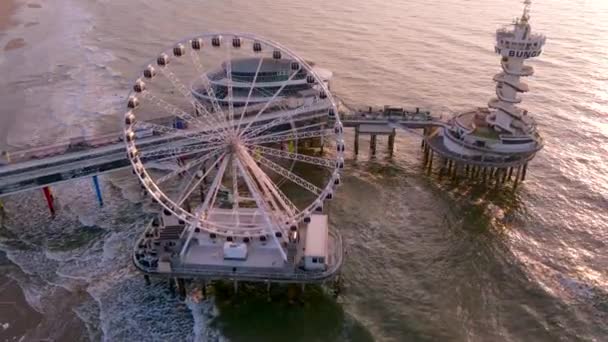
422,0 -> 547,187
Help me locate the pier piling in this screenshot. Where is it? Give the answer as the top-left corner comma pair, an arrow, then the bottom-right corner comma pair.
388,130 -> 396,155
266,281 -> 271,302
168,278 -> 175,296
176,278 -> 186,299
370,134 -> 377,156
354,126 -> 359,156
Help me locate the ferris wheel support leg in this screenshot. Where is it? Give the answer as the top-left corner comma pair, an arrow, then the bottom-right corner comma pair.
92,175 -> 104,207
42,186 -> 55,216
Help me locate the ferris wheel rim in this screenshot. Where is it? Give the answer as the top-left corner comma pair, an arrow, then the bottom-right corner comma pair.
123,31 -> 344,238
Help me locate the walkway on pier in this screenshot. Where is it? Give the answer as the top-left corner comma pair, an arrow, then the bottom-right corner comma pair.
0,102 -> 331,196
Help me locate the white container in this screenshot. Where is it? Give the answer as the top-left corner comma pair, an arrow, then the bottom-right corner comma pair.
223,242 -> 248,260
303,214 -> 329,271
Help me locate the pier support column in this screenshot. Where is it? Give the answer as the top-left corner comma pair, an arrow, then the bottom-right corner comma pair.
168,278 -> 176,296
438,158 -> 447,179
514,165 -> 522,188
421,128 -> 427,149
266,281 -> 271,302
233,279 -> 238,295
370,134 -> 377,156
354,126 -> 359,156
507,167 -> 514,181
427,150 -> 434,173
521,163 -> 528,181
92,175 -> 104,207
388,130 -> 396,156
202,281 -> 207,299
494,169 -> 502,188
176,278 -> 186,300
42,186 -> 55,216
0,199 -> 5,222
144,274 -> 151,285
423,145 -> 429,164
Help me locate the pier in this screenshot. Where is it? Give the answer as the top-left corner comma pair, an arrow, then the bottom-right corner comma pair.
0,25 -> 546,294
0,104 -> 532,213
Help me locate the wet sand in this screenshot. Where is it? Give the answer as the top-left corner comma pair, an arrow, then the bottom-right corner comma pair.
0,0 -> 19,32
4,38 -> 26,51
0,252 -> 43,341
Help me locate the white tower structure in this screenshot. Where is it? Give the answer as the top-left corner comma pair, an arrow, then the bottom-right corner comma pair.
487,0 -> 546,135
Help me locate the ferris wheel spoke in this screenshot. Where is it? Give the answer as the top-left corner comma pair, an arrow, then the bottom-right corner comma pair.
236,57 -> 264,132
188,49 -> 230,127
239,150 -> 299,217
239,153 -> 292,216
240,106 -> 329,141
180,156 -> 230,259
131,121 -> 222,148
254,154 -> 323,196
231,158 -> 240,226
248,145 -> 338,168
244,122 -> 330,144
139,90 -> 219,135
237,65 -> 303,137
156,149 -> 222,185
140,141 -> 225,162
224,42 -> 235,132
246,129 -> 333,145
176,152 -> 227,205
157,67 -> 229,138
132,120 -> 182,136
235,158 -> 288,261
203,162 -> 228,219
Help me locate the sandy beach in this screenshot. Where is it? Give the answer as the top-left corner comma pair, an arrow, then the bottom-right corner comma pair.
0,0 -> 19,33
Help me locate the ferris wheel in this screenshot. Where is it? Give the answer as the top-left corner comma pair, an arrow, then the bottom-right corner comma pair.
123,33 -> 344,261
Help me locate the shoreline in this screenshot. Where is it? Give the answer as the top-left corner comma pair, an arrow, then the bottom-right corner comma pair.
0,0 -> 19,33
